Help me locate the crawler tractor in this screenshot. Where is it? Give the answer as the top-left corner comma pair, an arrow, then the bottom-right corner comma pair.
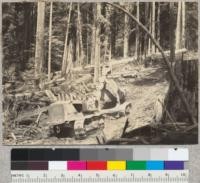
47,99 -> 131,139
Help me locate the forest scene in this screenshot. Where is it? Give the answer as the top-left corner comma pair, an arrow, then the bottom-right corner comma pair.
2,1 -> 198,145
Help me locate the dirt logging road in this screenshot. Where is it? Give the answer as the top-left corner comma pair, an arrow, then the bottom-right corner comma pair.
4,62 -> 169,145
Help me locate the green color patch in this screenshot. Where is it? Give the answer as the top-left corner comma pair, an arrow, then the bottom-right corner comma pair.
126,161 -> 146,170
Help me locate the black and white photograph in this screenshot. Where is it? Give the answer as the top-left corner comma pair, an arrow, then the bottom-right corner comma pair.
2,1 -> 198,145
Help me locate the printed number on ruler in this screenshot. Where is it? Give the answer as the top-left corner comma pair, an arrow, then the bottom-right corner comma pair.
11,170 -> 188,183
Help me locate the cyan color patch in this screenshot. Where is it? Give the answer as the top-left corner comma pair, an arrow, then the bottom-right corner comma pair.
146,161 -> 164,170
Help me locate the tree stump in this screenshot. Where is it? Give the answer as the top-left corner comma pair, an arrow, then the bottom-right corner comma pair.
164,55 -> 198,124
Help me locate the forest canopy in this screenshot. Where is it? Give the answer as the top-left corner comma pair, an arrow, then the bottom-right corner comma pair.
2,2 -> 198,83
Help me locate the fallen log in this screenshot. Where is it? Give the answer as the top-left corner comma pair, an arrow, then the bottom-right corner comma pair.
146,48 -> 187,60
72,74 -> 92,85
70,49 -> 187,74
15,106 -> 48,123
45,90 -> 57,102
43,77 -> 65,86
71,57 -> 134,72
107,71 -> 138,79
5,91 -> 44,100
184,124 -> 198,132
44,74 -> 92,89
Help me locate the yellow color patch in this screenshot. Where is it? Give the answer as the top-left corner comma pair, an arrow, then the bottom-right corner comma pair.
107,161 -> 126,170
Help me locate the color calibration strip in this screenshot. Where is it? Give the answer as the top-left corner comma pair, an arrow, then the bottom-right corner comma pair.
11,161 -> 185,170
11,148 -> 189,161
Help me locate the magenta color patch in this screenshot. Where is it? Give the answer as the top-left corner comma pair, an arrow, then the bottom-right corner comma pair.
67,161 -> 86,170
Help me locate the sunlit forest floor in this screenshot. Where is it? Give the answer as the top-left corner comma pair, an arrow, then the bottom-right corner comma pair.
4,61 -> 169,145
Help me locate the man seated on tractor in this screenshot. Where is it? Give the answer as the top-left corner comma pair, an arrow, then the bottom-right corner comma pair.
97,64 -> 125,110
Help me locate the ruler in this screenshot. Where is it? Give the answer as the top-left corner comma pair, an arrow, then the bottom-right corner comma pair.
11,170 -> 188,183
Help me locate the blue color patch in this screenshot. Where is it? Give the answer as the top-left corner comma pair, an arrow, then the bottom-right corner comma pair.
164,161 -> 184,170
146,161 -> 164,170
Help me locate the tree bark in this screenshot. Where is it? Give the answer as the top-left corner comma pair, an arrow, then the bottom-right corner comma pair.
181,1 -> 186,48
76,23 -> 80,66
61,3 -> 72,76
111,10 -> 117,58
86,11 -> 89,64
35,2 -> 45,82
135,2 -> 139,59
175,1 -> 181,50
144,3 -> 149,57
48,2 -> 53,81
156,2 -> 160,53
169,2 -> 175,68
123,3 -> 129,58
152,1 -> 156,53
94,3 -> 101,82
106,2 -> 197,125
22,3 -> 31,70
148,4 -> 152,55
65,41 -> 73,77
104,5 -> 112,62
91,4 -> 96,65
77,3 -> 84,66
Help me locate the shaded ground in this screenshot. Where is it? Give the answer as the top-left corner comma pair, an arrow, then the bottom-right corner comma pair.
3,63 -> 169,145
102,64 -> 169,142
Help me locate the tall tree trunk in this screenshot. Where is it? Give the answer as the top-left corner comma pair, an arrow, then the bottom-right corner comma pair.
61,3 -> 72,76
76,23 -> 80,66
94,3 -> 101,83
86,12 -> 90,64
181,1 -> 186,48
65,41 -> 73,78
152,1 -> 156,53
103,5 -> 111,62
123,3 -> 129,58
91,4 -> 96,65
86,11 -> 89,64
144,3 -> 149,57
31,5 -> 36,59
156,2 -> 160,52
48,2 -> 53,81
111,10 -> 117,58
135,2 -> 139,59
22,3 -> 31,70
34,2 -> 45,83
175,1 -> 181,50
169,2 -> 176,68
77,3 -> 84,66
148,4 -> 152,55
